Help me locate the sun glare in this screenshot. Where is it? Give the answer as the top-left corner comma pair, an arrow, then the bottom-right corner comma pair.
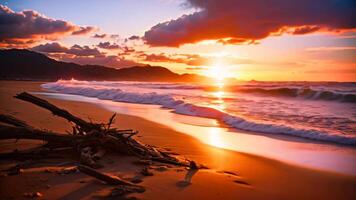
205,64 -> 230,81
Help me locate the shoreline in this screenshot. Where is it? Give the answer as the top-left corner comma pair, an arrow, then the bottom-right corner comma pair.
41,80 -> 356,146
36,90 -> 356,176
1,81 -> 356,200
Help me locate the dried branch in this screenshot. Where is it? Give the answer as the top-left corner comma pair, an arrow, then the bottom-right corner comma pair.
106,113 -> 116,131
15,92 -> 100,132
0,125 -> 82,144
5,92 -> 198,169
0,114 -> 33,129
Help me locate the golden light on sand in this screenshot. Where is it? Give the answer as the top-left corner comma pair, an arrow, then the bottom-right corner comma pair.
207,127 -> 226,148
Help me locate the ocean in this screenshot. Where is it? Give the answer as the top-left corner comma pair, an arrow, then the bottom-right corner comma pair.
42,79 -> 356,146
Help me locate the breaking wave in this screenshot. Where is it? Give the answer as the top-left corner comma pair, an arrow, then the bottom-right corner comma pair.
234,87 -> 356,103
110,82 -> 356,103
42,80 -> 356,146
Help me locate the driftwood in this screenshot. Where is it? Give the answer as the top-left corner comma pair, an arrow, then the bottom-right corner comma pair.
0,92 -> 206,197
77,165 -> 134,185
0,125 -> 82,143
1,92 -> 197,169
0,114 -> 33,129
15,92 -> 100,133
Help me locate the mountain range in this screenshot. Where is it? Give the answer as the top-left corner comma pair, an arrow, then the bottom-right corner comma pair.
0,49 -> 209,82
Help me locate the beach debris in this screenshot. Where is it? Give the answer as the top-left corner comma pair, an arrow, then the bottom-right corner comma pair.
0,92 -> 199,170
77,165 -> 135,186
0,92 -> 207,197
140,167 -> 153,176
23,192 -> 42,198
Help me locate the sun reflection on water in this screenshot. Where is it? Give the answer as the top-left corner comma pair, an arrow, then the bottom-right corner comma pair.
211,80 -> 226,111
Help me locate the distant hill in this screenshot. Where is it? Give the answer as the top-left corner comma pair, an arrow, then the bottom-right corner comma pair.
0,49 -> 209,82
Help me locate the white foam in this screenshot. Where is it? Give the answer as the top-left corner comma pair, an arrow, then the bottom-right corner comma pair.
42,80 -> 356,146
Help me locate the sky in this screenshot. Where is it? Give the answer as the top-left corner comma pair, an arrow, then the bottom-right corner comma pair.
0,0 -> 355,81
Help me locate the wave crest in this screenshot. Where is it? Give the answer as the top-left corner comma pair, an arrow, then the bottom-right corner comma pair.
233,87 -> 356,103
42,80 -> 356,146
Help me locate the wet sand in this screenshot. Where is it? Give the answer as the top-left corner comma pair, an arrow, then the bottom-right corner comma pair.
0,81 -> 355,200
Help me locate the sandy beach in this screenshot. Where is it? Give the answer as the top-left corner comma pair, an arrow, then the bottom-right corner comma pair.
0,81 -> 355,200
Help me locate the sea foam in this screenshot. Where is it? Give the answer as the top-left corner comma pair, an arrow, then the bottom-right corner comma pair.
42,80 -> 356,146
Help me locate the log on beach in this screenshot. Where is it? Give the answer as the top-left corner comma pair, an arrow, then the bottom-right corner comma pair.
0,125 -> 82,144
0,91 -> 208,198
0,92 -> 197,169
14,92 -> 100,132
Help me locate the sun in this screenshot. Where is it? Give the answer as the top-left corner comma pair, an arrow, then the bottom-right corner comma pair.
205,64 -> 230,81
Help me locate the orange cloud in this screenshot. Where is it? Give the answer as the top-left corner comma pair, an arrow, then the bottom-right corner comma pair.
144,0 -> 356,47
139,53 -> 207,66
139,52 -> 255,66
0,5 -> 95,47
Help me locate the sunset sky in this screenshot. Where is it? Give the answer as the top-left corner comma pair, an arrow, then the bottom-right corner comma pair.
1,0 -> 355,81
